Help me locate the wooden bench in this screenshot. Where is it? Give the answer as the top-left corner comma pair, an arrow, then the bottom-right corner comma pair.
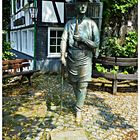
92,57 -> 138,94
2,59 -> 39,85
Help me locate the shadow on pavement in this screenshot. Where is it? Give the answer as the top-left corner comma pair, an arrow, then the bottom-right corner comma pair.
86,93 -> 134,130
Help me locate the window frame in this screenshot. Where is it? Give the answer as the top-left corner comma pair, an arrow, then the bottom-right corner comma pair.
21,28 -> 34,56
48,27 -> 63,58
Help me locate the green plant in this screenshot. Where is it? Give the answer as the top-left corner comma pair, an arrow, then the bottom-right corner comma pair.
125,31 -> 138,57
96,64 -> 120,74
100,31 -> 137,58
2,41 -> 16,60
95,63 -> 108,73
95,63 -> 135,75
100,0 -> 138,30
113,0 -> 138,14
110,66 -> 119,74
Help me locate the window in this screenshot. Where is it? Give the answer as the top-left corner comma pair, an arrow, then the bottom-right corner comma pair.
10,32 -> 15,49
48,27 -> 63,57
22,0 -> 24,7
14,32 -> 18,50
22,30 -> 27,52
17,0 -> 21,9
42,1 -> 64,23
28,29 -> 34,56
21,28 -> 34,56
17,30 -> 21,51
10,31 -> 20,50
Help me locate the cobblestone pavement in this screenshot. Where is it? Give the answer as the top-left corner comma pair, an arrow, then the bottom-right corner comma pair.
27,83 -> 138,140
3,74 -> 138,140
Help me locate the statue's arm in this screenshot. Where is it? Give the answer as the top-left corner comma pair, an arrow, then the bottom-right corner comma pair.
73,21 -> 100,52
92,23 -> 100,58
82,22 -> 100,49
60,29 -> 68,66
60,30 -> 68,56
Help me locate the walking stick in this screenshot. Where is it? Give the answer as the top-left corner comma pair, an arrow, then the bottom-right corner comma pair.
60,63 -> 65,112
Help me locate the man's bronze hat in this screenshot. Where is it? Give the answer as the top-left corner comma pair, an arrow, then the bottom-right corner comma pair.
75,0 -> 91,2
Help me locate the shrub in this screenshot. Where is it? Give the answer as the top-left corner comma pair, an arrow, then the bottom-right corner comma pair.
96,31 -> 137,74
2,41 -> 16,60
100,31 -> 137,58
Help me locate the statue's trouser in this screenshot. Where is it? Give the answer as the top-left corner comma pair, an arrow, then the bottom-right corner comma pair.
72,82 -> 88,112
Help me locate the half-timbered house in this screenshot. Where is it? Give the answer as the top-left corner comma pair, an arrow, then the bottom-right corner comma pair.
10,0 -> 103,71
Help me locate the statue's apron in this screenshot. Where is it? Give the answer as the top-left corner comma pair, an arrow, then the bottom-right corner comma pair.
67,44 -> 92,83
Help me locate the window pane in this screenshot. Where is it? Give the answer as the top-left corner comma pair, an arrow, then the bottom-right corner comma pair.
57,45 -> 60,52
22,31 -> 27,51
50,46 -> 56,53
50,31 -> 56,37
57,31 -> 63,37
17,0 -> 20,9
50,39 -> 56,45
32,31 -> 34,52
22,0 -> 24,7
13,0 -> 16,13
57,38 -> 61,46
15,32 -> 18,50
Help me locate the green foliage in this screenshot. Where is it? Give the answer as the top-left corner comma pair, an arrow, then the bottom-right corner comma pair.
95,63 -> 108,73
2,41 -> 16,60
3,0 -> 10,30
121,66 -> 137,74
95,63 -> 133,75
113,0 -> 138,14
100,0 -> 138,34
101,0 -> 138,18
125,31 -> 138,57
100,31 -> 137,57
110,66 -> 119,74
96,64 -> 119,74
97,31 -> 137,74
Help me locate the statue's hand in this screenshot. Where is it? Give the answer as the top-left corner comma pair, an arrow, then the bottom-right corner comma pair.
73,35 -> 82,42
61,56 -> 66,66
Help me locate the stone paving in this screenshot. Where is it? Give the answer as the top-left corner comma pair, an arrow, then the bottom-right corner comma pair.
26,83 -> 138,140
3,74 -> 138,140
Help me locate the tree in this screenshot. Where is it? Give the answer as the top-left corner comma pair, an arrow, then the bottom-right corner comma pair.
100,0 -> 138,36
3,0 -> 11,31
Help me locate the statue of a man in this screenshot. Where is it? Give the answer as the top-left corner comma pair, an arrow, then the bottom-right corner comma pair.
60,0 -> 100,122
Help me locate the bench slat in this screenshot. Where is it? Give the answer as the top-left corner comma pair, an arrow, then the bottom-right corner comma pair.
116,58 -> 137,62
95,59 -> 116,66
117,73 -> 138,80
93,57 -> 138,94
2,59 -> 29,65
92,70 -> 116,79
116,62 -> 137,66
2,59 -> 40,86
96,57 -> 138,67
3,63 -> 30,71
100,57 -> 115,61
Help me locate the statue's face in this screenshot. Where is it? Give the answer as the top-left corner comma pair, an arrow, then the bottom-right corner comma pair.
76,2 -> 88,14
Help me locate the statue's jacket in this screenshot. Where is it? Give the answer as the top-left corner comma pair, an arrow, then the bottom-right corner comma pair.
61,16 -> 100,83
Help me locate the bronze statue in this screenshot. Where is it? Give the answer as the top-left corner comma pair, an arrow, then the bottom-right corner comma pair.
60,0 -> 100,122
